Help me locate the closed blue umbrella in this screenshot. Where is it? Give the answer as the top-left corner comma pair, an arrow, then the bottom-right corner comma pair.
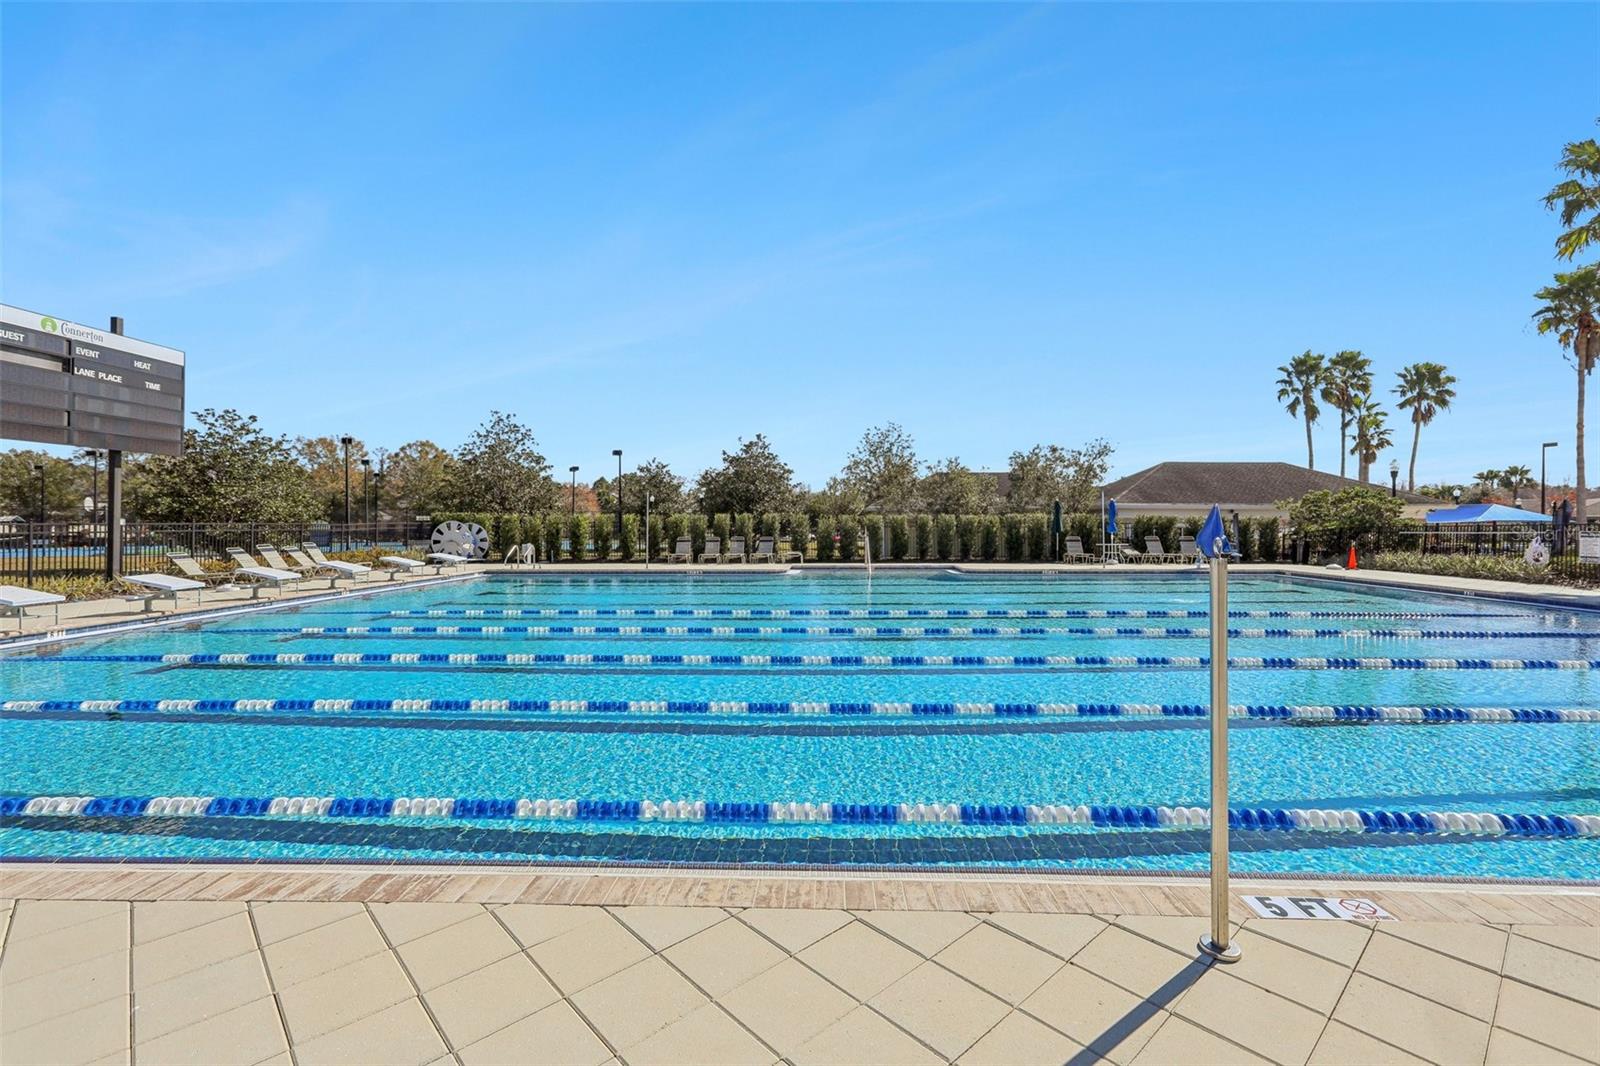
1106,499 -> 1118,535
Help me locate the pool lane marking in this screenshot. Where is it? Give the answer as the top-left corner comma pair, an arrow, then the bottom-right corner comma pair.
381,608 -> 1525,620
25,652 -> 1600,670
5,794 -> 1596,838
7,698 -> 1597,724
276,625 -> 1592,640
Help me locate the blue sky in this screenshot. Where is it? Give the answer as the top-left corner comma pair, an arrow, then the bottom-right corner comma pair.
3,3 -> 1595,488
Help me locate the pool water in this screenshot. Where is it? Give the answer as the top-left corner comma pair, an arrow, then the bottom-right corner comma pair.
2,570 -> 1597,880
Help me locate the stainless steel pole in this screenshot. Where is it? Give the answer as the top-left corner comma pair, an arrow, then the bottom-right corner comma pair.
1199,537 -> 1241,963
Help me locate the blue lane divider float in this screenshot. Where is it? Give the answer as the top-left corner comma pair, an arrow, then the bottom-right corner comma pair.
295,624 -> 1598,640
5,793 -> 1596,837
31,652 -> 1600,670
385,607 -> 1523,620
7,698 -> 1599,725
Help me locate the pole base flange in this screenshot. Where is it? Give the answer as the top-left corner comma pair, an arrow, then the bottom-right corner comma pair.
1198,936 -> 1241,963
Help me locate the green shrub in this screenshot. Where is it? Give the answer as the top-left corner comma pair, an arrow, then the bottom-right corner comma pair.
493,514 -> 522,558
688,514 -> 708,560
1257,517 -> 1280,561
711,513 -> 732,548
566,513 -> 589,560
787,512 -> 810,560
1373,551 -> 1556,585
956,515 -> 980,561
979,515 -> 1001,560
619,514 -> 639,561
1025,514 -> 1049,561
914,515 -> 934,560
664,513 -> 689,557
760,512 -> 782,538
1286,488 -> 1407,557
542,513 -> 564,563
1238,517 -> 1258,562
934,515 -> 958,561
646,514 -> 666,560
814,515 -> 836,561
1002,515 -> 1026,560
520,515 -> 542,559
734,512 -> 755,549
888,515 -> 911,560
837,515 -> 859,561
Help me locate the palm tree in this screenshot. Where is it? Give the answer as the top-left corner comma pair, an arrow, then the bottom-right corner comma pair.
1393,362 -> 1457,492
1544,130 -> 1600,261
1533,267 -> 1600,523
1473,469 -> 1501,492
1276,351 -> 1326,469
1349,396 -> 1393,483
1500,465 -> 1534,505
1320,350 -> 1372,479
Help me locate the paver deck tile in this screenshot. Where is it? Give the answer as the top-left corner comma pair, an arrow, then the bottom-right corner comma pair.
985,911 -> 1107,960
1486,1027 -> 1593,1066
791,1005 -> 945,1066
1492,976 -> 1600,1061
1018,962 -> 1167,1064
4,900 -> 125,943
1130,1014 -> 1272,1065
131,994 -> 287,1066
1512,923 -> 1600,961
954,1008 -> 1094,1065
1309,1020 -> 1431,1065
933,922 -> 1064,1005
248,901 -> 364,947
1357,927 -> 1503,1019
569,956 -> 708,1050
456,1000 -> 612,1066
0,909 -> 128,982
2,949 -> 129,1032
798,920 -> 924,1001
868,960 -> 1012,1060
420,952 -> 561,1048
1239,912 -> 1372,966
737,906 -> 853,952
661,915 -> 787,997
1331,971 -> 1493,1064
258,910 -> 387,990
392,910 -> 522,991
491,901 -> 605,949
132,950 -> 273,1041
369,900 -> 484,945
1174,964 -> 1328,1064
1502,931 -> 1600,1004
0,995 -> 131,1066
527,910 -> 653,993
718,958 -> 856,1053
1073,923 -> 1210,1001
609,904 -> 728,950
133,900 -> 245,946
857,910 -> 981,957
275,948 -> 415,1044
1219,926 -> 1352,1014
1377,919 -> 1509,971
293,997 -> 448,1066
622,1001 -> 775,1066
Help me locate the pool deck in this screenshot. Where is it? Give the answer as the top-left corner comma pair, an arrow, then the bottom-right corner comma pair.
1,864 -> 1596,1065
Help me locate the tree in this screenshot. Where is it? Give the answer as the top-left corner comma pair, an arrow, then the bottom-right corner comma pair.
1348,396 -> 1393,483
695,434 -> 800,515
450,411 -> 558,513
1284,487 -> 1406,556
807,478 -> 866,517
295,436 -> 368,521
0,450 -> 87,520
1005,440 -> 1113,514
1320,350 -> 1372,479
1276,351 -> 1325,469
126,408 -> 323,522
839,423 -> 921,513
1393,362 -> 1456,492
383,440 -> 456,518
1544,128 -> 1600,262
1534,267 -> 1600,523
918,457 -> 996,515
1499,465 -> 1535,502
627,458 -> 687,515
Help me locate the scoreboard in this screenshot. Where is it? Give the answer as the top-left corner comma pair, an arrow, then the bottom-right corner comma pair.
0,304 -> 185,455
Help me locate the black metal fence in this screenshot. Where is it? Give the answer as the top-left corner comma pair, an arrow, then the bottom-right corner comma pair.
0,521 -> 435,584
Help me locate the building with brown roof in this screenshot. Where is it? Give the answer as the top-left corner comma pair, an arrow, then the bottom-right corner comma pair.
1098,461 -> 1440,517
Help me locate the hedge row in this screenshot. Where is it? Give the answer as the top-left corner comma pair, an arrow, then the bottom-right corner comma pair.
429,512 -> 1285,563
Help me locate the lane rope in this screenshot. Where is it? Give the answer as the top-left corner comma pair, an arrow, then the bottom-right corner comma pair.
5,794 -> 1595,837
7,698 -> 1598,725
384,607 -> 1525,620
289,624 -> 1594,640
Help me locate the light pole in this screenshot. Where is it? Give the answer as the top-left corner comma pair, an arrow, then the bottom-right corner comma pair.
612,449 -> 624,540
1542,441 -> 1560,513
339,435 -> 354,550
1388,459 -> 1399,498
645,493 -> 654,568
569,466 -> 580,516
361,458 -> 372,541
33,463 -> 46,523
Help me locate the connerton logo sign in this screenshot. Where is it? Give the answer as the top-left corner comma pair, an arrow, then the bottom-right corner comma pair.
0,303 -> 187,455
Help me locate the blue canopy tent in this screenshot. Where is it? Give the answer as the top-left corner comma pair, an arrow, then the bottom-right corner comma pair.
1424,503 -> 1551,524
1421,502 -> 1550,557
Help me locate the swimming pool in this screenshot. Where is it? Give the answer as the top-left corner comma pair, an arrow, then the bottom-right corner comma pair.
2,569 -> 1597,881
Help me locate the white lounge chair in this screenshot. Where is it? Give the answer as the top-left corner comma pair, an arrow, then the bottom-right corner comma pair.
280,548 -> 352,588
167,552 -> 235,585
257,544 -> 337,588
724,535 -> 747,563
223,547 -> 303,597
122,573 -> 207,612
0,585 -> 65,629
698,535 -> 722,564
294,543 -> 374,583
378,555 -> 424,578
1143,536 -> 1181,563
426,552 -> 474,574
666,537 -> 692,564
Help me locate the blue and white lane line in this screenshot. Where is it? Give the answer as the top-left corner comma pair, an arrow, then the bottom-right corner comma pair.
8,698 -> 1598,724
5,794 -> 1596,837
385,607 -> 1523,620
31,652 -> 1600,670
293,624 -> 1597,640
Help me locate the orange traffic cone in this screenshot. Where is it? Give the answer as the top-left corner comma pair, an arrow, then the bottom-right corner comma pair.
1347,543 -> 1358,570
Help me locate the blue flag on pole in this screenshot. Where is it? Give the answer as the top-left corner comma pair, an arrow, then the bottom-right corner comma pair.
1197,505 -> 1234,558
1106,499 -> 1118,535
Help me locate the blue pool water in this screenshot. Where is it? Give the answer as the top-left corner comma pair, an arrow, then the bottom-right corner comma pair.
2,570 -> 1597,880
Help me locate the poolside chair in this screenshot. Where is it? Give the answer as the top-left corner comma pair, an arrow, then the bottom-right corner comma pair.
0,585 -> 65,629
378,555 -> 425,578
698,535 -> 722,564
1179,535 -> 1199,563
280,548 -> 352,588
426,551 -> 473,570
1143,536 -> 1181,563
222,547 -> 302,597
167,552 -> 236,586
1062,536 -> 1093,563
667,537 -> 693,564
296,542 -> 375,582
1118,540 -> 1145,563
724,535 -> 748,563
121,573 -> 207,612
750,536 -> 777,563
256,544 -> 335,587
